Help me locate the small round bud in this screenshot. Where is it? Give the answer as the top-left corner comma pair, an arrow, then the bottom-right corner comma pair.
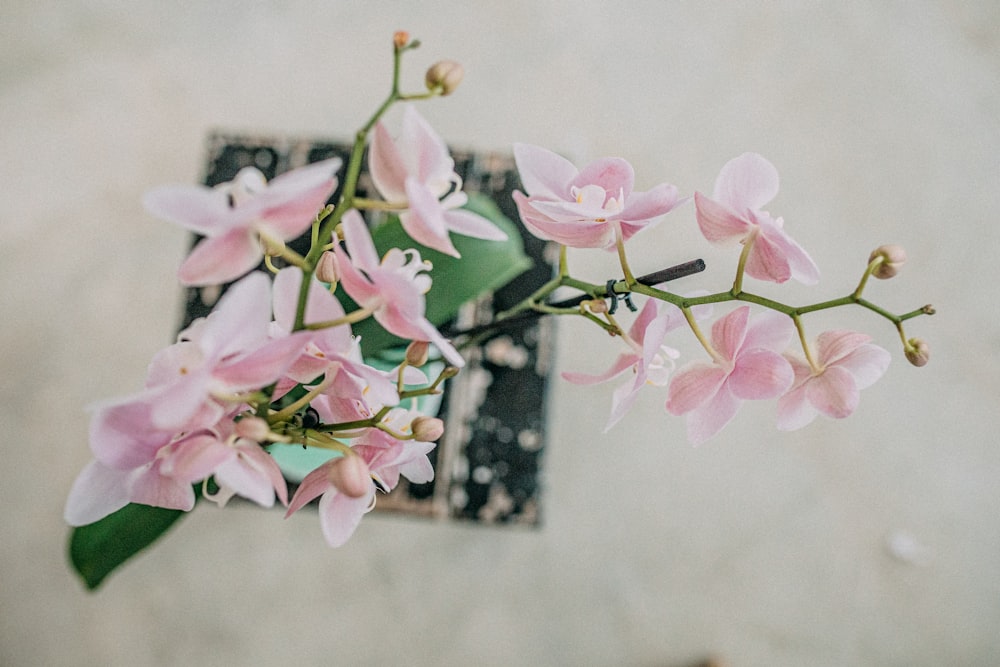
922,304 -> 936,315
586,298 -> 608,314
235,416 -> 271,442
315,250 -> 338,284
328,455 -> 371,498
425,60 -> 464,96
411,416 -> 445,442
869,244 -> 907,279
905,337 -> 930,367
393,31 -> 410,49
405,340 -> 430,367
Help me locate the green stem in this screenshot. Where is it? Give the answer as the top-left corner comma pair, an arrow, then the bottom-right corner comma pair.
294,43 -> 411,331
792,315 -> 819,372
682,306 -> 721,363
614,226 -> 637,287
304,307 -> 375,331
268,375 -> 333,424
732,233 -> 756,295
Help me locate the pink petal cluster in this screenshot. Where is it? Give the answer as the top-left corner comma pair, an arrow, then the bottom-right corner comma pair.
65,272 -> 310,526
369,105 -> 507,257
563,297 -> 705,432
666,306 -> 794,445
694,153 -> 819,285
285,409 -> 436,547
333,210 -> 464,367
777,330 -> 890,430
512,143 -> 683,249
144,158 -> 341,285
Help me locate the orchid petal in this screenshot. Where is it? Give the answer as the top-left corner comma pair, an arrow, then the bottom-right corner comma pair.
837,343 -> 891,390
369,121 -> 409,201
441,208 -> 508,241
805,365 -> 859,419
285,462 -> 334,517
400,178 -> 460,257
666,363 -> 729,415
340,210 -> 381,272
513,143 -> 579,200
177,230 -> 261,286
129,465 -> 196,511
64,460 -> 133,526
572,157 -> 635,199
711,306 -> 750,362
694,192 -> 752,244
776,382 -> 818,431
713,152 -> 780,212
618,183 -> 682,223
742,309 -> 795,353
728,348 -> 794,400
686,384 -> 742,446
164,433 -> 234,483
562,354 -> 638,386
318,488 -> 373,548
745,229 -> 793,283
142,185 -> 232,235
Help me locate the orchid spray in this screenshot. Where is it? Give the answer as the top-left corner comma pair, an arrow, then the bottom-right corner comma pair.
66,33 -> 933,588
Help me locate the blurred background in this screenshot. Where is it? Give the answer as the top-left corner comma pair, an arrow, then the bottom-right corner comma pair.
2,2 -> 998,665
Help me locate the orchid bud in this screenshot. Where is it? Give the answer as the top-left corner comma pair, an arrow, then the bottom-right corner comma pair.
868,244 -> 907,279
586,298 -> 608,314
905,337 -> 930,367
411,416 -> 445,442
405,340 -> 430,367
425,60 -> 464,96
235,416 -> 271,442
393,31 -> 410,49
328,455 -> 371,498
316,250 -> 338,284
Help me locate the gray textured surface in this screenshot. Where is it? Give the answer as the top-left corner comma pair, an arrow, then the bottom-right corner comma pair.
2,2 -> 998,665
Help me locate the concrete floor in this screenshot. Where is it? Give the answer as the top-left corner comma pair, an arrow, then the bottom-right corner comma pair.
2,2 -> 998,665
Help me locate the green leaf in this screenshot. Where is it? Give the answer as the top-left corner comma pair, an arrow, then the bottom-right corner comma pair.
348,192 -> 533,356
68,503 -> 187,590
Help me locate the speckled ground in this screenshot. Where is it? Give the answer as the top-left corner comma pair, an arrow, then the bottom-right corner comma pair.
3,3 -> 998,665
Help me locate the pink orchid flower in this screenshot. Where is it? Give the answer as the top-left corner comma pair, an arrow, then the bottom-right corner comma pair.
511,143 -> 683,249
563,297 -> 705,432
64,442 -> 197,526
666,306 -> 794,445
369,105 -> 507,257
694,152 -> 819,285
285,414 -> 436,547
142,271 -> 311,431
333,210 -> 464,367
777,330 -> 891,431
144,158 -> 341,285
163,420 -> 289,508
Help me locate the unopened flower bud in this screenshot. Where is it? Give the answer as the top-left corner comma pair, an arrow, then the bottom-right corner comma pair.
328,455 -> 371,498
869,244 -> 907,279
905,337 -> 930,367
316,250 -> 338,284
393,31 -> 410,49
586,298 -> 608,314
405,340 -> 430,367
411,416 -> 445,441
235,416 -> 271,442
425,60 -> 464,96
